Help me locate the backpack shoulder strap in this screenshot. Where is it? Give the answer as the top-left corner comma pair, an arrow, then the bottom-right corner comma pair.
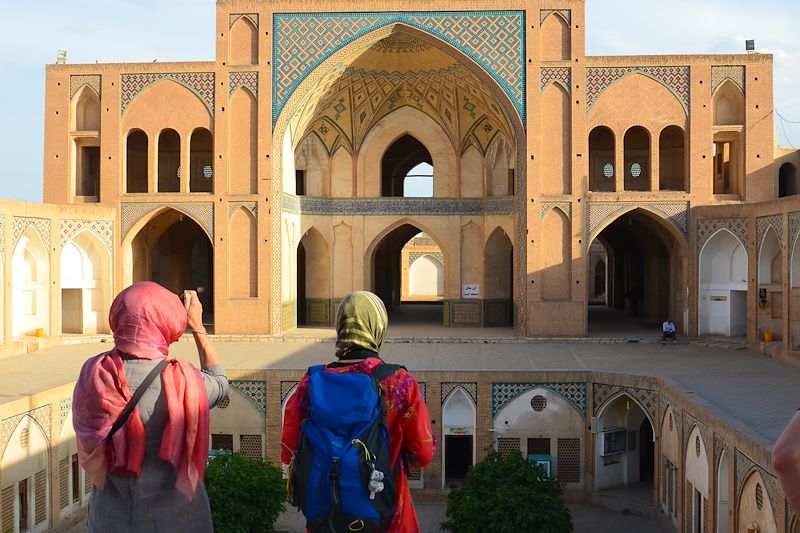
106,359 -> 168,441
372,363 -> 406,383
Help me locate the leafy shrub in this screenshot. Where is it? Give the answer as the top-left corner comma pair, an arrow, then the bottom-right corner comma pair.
442,448 -> 573,533
205,452 -> 286,533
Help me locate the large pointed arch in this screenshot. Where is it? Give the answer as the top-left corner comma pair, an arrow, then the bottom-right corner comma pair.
12,227 -> 50,337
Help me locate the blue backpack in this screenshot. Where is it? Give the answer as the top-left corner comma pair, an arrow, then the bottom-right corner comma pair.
289,363 -> 404,533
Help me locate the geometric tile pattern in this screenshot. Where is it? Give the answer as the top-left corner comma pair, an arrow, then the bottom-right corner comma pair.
0,406 -> 51,458
540,67 -> 571,93
711,65 -> 745,93
696,217 -> 749,253
230,380 -> 267,416
540,9 -> 571,25
70,74 -> 101,99
281,381 -> 299,404
541,202 -> 572,220
592,383 -> 657,423
409,252 -> 444,266
229,71 -> 259,98
492,382 -> 587,418
229,13 -> 259,28
790,212 -> 800,254
419,382 -> 427,402
282,194 -> 516,216
120,72 -> 215,116
120,202 -> 215,240
713,432 -> 729,471
0,214 -> 5,260
757,214 -> 784,252
58,397 -> 72,434
586,66 -> 690,113
441,383 -> 477,406
59,219 -> 114,252
557,437 -> 581,483
682,411 -> 708,455
735,448 -> 777,518
227,201 -> 258,220
497,437 -> 521,458
239,434 -> 264,461
587,202 -> 689,241
13,216 -> 51,251
273,11 -> 525,123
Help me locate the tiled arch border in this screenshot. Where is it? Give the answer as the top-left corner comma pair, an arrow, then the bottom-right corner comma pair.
120,202 -> 215,241
271,23 -> 528,336
586,66 -> 690,115
586,202 -> 689,244
736,450 -> 778,523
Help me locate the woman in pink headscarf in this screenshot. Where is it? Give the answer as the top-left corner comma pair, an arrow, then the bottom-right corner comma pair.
73,281 -> 228,533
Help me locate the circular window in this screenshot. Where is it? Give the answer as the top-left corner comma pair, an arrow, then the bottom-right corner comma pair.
695,436 -> 701,457
203,165 -> 213,179
755,483 -> 764,510
20,428 -> 29,448
630,163 -> 642,178
669,413 -> 673,432
603,163 -> 614,178
218,396 -> 230,409
531,395 -> 547,412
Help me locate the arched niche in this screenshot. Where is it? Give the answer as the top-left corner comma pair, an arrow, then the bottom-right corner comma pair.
12,229 -> 50,337
460,145 -> 484,198
229,208 -> 257,298
758,227 -> 782,285
486,134 -> 514,197
60,231 -> 112,334
698,229 -> 748,336
189,127 -> 213,193
540,83 -> 571,195
229,88 -> 258,194
594,393 -> 654,491
209,385 -> 266,461
540,209 -> 571,301
623,126 -> 650,191
660,405 -> 680,525
659,125 -> 686,191
442,388 -> 476,485
484,227 -> 513,299
589,126 -> 615,192
713,80 -> 744,126
330,146 -> 353,198
737,470 -> 777,533
684,426 -> 710,532
1,415 -> 50,532
297,227 -> 331,326
460,221 -> 482,290
408,255 -> 444,297
157,128 -> 181,193
381,134 -> 433,197
229,17 -> 258,65
294,133 -> 327,196
716,449 -> 729,533
72,85 -> 100,132
332,222 -> 354,297
779,162 -> 799,198
125,129 -> 148,193
358,106 -> 455,198
539,12 -> 570,61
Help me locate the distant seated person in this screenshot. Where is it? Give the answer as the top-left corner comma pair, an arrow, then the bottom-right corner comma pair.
662,319 -> 677,345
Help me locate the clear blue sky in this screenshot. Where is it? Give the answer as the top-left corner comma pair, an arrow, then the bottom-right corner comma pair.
0,0 -> 797,202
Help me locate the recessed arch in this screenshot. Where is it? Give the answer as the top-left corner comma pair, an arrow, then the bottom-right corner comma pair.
659,125 -> 686,191
716,449 -> 730,533
713,79 -> 744,126
589,126 -> 616,192
229,16 -> 258,65
229,207 -> 258,298
737,469 -> 777,533
71,84 -> 100,132
623,126 -> 651,191
229,87 -> 258,194
408,254 -> 444,298
660,404 -> 680,525
12,227 -> 50,337
61,230 -> 112,334
758,226 -> 782,285
484,226 -> 513,301
1,414 -> 50,531
157,128 -> 181,193
539,11 -> 570,61
381,133 -> 433,197
779,162 -> 799,197
125,129 -> 148,193
698,228 -> 748,336
189,127 -> 213,193
485,133 -> 514,196
442,387 -> 476,486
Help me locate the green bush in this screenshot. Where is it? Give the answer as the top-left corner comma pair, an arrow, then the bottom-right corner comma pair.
205,452 -> 286,533
442,448 -> 573,533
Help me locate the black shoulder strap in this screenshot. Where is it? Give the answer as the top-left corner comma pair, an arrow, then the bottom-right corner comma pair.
106,359 -> 168,441
373,363 -> 406,383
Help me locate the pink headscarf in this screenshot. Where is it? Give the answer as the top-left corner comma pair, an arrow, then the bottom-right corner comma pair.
73,281 -> 209,500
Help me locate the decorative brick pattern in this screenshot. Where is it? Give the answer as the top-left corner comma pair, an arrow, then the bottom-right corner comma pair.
230,13 -> 259,28
229,71 -> 259,98
12,216 -> 51,251
497,437 -> 520,458
704,497 -> 710,533
587,202 -> 689,241
789,212 -> 800,253
540,67 -> 571,93
59,458 -> 69,509
230,380 -> 267,416
736,449 -> 777,517
441,383 -> 477,406
418,382 -> 427,402
557,438 -> 580,483
211,433 -> 233,451
59,398 -> 72,433
683,411 -> 709,456
281,381 -> 299,403
120,202 -> 214,240
0,407 -> 51,459
0,214 -> 5,261
451,300 -> 481,326
273,11 -> 525,123
121,72 -> 215,116
540,9 -> 571,25
70,74 -> 101,99
85,466 -> 92,494
59,219 -> 114,252
35,469 -> 46,525
696,217 -> 749,253
711,65 -> 745,93
492,383 -> 587,418
227,201 -> 258,220
586,66 -> 690,113
757,214 -> 784,252
239,434 -> 264,461
592,383 -> 657,423
713,432 -> 729,471
686,480 -> 694,533
1,485 -> 13,533
541,202 -> 572,220
283,194 -> 515,217
409,252 -> 444,266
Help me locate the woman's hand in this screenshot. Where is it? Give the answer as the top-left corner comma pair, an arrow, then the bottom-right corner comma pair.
182,290 -> 205,333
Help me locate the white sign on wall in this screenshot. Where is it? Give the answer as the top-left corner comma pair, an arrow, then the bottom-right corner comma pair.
462,284 -> 480,299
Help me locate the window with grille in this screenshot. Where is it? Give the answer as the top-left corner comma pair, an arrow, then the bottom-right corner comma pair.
527,438 -> 550,455
556,438 -> 580,483
497,437 -> 520,459
59,458 -> 69,509
35,470 -> 47,525
239,434 -> 263,461
84,466 -> 92,494
406,466 -> 422,481
212,433 -> 233,451
72,454 -> 80,503
1,485 -> 14,533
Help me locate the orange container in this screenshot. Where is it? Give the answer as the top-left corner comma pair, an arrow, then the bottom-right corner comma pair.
763,330 -> 774,342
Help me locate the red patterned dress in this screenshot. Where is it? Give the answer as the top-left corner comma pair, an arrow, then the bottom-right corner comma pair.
281,357 -> 435,533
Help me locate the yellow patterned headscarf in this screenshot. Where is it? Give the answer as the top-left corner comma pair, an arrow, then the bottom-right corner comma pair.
335,291 -> 389,357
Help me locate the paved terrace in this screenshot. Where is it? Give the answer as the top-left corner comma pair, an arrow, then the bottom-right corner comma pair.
1,329 -> 798,451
